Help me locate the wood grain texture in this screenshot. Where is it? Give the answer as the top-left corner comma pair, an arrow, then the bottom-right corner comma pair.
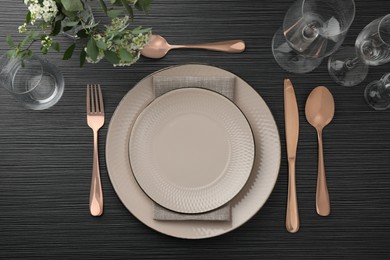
1,0 -> 390,259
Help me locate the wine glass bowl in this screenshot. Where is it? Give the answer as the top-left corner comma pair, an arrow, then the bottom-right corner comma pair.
273,0 -> 355,74
356,15 -> 390,66
364,72 -> 390,110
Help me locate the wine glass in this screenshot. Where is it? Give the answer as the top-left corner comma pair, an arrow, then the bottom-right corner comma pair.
272,0 -> 355,74
364,72 -> 390,110
328,14 -> 390,86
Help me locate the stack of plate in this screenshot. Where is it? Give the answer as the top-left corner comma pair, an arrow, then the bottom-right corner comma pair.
106,64 -> 281,239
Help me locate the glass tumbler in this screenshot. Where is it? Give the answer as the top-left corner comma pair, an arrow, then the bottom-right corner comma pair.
0,54 -> 64,110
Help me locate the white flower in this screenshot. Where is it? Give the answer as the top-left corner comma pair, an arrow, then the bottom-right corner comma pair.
18,23 -> 27,33
26,0 -> 58,25
43,0 -> 52,7
41,35 -> 53,48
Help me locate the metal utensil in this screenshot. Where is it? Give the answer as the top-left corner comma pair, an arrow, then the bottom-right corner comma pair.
86,84 -> 105,217
140,35 -> 245,59
305,86 -> 334,217
284,79 -> 300,233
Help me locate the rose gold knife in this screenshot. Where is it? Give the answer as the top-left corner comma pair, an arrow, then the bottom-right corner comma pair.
284,79 -> 300,233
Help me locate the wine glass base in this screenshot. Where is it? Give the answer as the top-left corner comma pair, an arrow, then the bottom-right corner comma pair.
364,81 -> 390,110
328,46 -> 369,87
272,27 -> 323,74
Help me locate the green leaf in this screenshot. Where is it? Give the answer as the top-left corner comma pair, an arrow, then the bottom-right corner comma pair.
7,50 -> 16,58
118,48 -> 134,62
80,48 -> 87,67
51,42 -> 60,52
26,11 -> 31,24
41,46 -> 49,55
104,50 -> 120,64
32,31 -> 40,38
96,40 -> 108,50
87,37 -> 98,61
6,34 -> 15,48
61,8 -> 78,18
61,0 -> 84,12
65,21 -> 80,27
98,0 -> 108,14
63,43 -> 76,60
131,26 -> 151,35
83,22 -> 99,29
107,9 -> 122,18
55,13 -> 64,22
51,19 -> 62,36
20,35 -> 31,48
120,0 -> 134,20
135,0 -> 152,14
76,29 -> 89,38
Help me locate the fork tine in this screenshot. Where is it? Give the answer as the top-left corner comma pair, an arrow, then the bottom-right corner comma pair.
86,84 -> 90,113
98,84 -> 104,114
90,84 -> 95,113
94,84 -> 99,113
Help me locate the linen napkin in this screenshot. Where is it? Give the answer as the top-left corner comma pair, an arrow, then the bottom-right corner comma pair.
152,76 -> 236,221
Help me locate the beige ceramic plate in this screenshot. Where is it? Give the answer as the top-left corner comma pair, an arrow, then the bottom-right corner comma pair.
106,64 -> 281,239
129,88 -> 255,214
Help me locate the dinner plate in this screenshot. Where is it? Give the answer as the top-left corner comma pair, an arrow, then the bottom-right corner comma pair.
106,64 -> 281,239
129,88 -> 255,214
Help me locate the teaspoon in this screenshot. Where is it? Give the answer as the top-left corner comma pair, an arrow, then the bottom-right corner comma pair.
305,86 -> 335,217
141,35 -> 245,59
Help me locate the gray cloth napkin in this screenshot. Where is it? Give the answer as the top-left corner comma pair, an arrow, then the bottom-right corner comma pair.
153,76 -> 235,101
152,76 -> 235,222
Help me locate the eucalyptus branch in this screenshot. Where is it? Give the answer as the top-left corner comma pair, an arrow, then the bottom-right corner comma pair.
6,0 -> 153,67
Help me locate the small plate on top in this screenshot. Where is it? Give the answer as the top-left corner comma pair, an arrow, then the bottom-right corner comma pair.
129,88 -> 255,214
106,64 -> 281,239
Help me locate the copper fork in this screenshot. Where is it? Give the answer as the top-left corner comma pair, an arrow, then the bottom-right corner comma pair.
86,84 -> 105,216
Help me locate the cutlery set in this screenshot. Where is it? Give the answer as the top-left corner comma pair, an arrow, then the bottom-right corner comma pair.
83,34 -> 335,237
284,79 -> 335,233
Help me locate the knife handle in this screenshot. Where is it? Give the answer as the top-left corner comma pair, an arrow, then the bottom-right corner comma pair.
286,159 -> 299,233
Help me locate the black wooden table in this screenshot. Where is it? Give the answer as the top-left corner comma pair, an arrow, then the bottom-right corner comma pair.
1,0 -> 390,259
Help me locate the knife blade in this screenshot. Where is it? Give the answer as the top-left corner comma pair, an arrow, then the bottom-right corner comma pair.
284,78 -> 300,233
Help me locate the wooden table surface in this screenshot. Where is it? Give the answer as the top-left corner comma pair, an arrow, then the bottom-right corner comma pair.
1,0 -> 389,259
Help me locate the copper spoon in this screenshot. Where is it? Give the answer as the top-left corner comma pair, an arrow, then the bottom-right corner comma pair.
305,86 -> 335,217
141,35 -> 245,58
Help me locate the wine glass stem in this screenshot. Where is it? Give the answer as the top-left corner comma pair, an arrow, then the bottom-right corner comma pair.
345,57 -> 359,69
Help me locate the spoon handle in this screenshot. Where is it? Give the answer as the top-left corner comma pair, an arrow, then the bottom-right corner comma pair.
316,130 -> 330,216
286,158 -> 299,233
171,40 -> 245,53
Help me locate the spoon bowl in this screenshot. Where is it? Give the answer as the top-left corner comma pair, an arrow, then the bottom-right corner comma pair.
141,35 -> 171,59
305,86 -> 335,217
305,86 -> 335,130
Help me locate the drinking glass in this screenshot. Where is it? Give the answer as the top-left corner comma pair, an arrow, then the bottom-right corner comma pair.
0,54 -> 64,110
328,14 -> 390,86
364,72 -> 390,110
272,0 -> 355,74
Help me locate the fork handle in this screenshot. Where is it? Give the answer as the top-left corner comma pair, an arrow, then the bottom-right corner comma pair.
90,129 -> 103,216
